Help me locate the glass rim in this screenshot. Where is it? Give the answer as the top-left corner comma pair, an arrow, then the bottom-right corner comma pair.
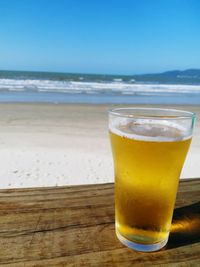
109,107 -> 196,120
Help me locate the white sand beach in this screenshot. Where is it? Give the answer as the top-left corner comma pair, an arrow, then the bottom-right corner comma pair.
0,103 -> 199,189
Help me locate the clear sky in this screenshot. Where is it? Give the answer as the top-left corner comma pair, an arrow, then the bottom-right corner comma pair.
0,0 -> 200,75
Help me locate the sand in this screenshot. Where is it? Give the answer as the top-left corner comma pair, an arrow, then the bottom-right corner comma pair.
0,103 -> 199,189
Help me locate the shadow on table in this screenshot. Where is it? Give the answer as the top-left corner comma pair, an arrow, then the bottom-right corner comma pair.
167,201 -> 200,249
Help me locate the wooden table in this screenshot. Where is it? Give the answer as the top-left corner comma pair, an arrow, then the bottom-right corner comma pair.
0,179 -> 199,266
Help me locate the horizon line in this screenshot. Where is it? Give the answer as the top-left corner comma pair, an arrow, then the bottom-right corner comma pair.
1,68 -> 199,77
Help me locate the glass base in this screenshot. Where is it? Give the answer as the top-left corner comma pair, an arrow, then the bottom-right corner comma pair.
116,230 -> 168,252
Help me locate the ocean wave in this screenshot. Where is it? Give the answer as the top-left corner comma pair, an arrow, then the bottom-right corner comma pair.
0,78 -> 200,95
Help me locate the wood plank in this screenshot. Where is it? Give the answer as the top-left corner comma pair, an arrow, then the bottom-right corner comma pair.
0,179 -> 199,266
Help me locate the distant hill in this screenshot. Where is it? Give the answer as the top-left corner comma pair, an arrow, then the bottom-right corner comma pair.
132,69 -> 200,84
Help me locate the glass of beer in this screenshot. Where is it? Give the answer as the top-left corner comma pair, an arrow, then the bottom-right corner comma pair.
109,108 -> 195,252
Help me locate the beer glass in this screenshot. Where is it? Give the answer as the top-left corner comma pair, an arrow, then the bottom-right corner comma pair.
109,108 -> 195,252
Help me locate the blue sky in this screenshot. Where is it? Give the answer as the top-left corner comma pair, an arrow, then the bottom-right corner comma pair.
0,0 -> 200,74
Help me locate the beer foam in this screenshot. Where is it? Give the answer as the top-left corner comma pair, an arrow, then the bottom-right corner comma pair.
109,119 -> 191,142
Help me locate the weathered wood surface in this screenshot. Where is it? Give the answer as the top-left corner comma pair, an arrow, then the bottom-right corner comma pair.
0,179 -> 199,266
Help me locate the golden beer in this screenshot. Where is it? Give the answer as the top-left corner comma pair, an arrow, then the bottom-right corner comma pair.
109,112 -> 194,252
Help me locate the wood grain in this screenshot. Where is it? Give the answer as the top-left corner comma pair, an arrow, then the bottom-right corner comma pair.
0,179 -> 199,266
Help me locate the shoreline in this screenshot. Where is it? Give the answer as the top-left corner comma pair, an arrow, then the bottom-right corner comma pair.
0,101 -> 200,109
0,103 -> 199,189
1,89 -> 200,105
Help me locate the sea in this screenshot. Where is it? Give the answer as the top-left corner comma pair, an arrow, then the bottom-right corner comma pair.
0,70 -> 200,105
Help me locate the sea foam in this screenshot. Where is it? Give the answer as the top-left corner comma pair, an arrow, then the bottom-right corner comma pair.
1,78 -> 200,95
